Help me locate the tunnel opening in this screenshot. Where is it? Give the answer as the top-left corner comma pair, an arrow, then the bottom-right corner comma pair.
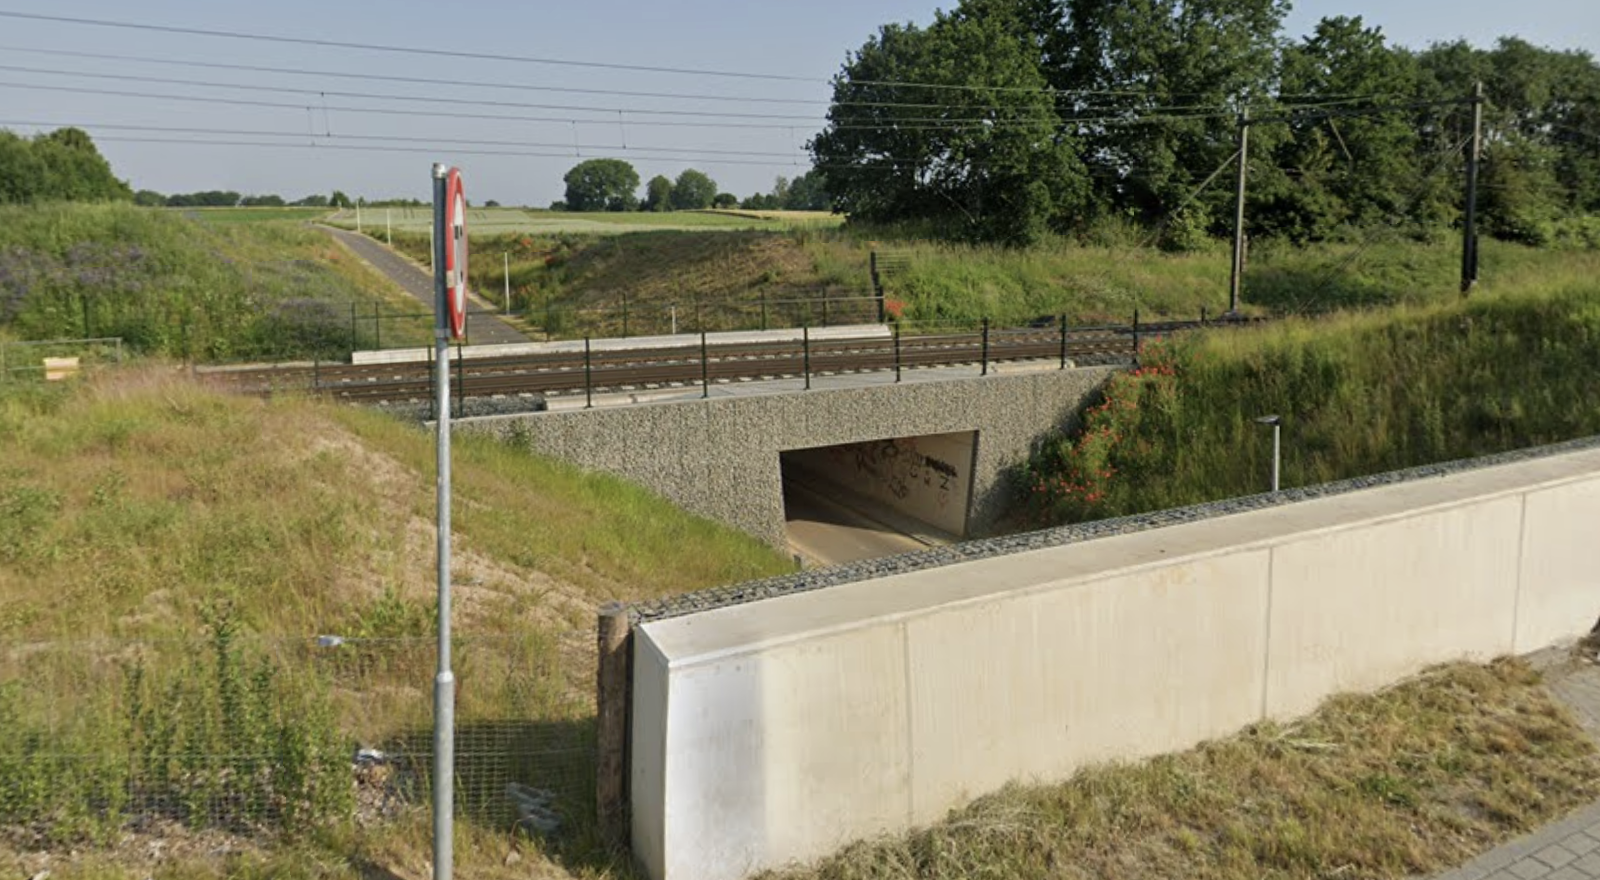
779,432 -> 977,567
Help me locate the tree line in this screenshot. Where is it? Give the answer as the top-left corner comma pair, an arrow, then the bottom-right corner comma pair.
556,159 -> 829,213
812,0 -> 1600,246
0,127 -> 132,204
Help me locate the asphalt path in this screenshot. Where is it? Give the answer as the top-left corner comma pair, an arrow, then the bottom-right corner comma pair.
783,477 -> 938,566
320,225 -> 530,346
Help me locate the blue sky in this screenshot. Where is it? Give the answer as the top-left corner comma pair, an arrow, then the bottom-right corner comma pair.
0,0 -> 1594,206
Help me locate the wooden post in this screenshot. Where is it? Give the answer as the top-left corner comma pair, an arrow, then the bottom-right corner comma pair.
596,604 -> 634,846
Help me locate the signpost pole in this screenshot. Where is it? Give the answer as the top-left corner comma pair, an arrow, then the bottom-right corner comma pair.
429,163 -> 455,880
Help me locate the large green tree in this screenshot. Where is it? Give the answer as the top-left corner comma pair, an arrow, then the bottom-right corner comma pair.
0,127 -> 131,204
642,174 -> 674,212
812,5 -> 1089,245
563,159 -> 640,212
669,169 -> 718,210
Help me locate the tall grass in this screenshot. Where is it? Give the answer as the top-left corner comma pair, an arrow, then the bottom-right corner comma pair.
0,203 -> 420,361
1022,262 -> 1600,523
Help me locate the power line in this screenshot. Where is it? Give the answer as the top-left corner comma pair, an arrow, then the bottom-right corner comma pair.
0,10 -> 820,84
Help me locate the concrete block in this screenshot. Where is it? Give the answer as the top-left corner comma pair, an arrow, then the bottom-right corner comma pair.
1264,497 -> 1523,719
1515,479 -> 1600,652
904,548 -> 1271,824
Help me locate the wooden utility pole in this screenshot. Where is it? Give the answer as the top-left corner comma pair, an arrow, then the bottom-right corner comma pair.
1461,82 -> 1485,294
1228,110 -> 1250,316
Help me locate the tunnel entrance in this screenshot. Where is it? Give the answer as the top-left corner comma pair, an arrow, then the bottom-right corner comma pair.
779,432 -> 977,566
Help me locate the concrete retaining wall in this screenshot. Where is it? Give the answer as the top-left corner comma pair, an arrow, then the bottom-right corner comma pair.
629,446 -> 1600,880
464,367 -> 1115,547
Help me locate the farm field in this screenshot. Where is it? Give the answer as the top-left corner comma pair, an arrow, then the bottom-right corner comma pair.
325,206 -> 842,236
170,206 -> 335,224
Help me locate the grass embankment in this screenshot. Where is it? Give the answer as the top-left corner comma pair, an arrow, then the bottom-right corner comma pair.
372,218 -> 1593,341
1022,250 -> 1600,523
765,659 -> 1600,880
0,203 -> 426,361
0,371 -> 791,878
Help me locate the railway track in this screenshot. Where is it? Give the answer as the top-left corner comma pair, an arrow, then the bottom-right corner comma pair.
199,318 -> 1229,407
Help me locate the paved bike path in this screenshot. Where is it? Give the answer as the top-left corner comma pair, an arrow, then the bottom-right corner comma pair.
321,225 -> 530,346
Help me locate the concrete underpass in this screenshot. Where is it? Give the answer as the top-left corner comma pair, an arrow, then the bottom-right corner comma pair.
780,432 -> 975,565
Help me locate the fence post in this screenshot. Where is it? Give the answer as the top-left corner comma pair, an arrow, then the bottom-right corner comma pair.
375,303 -> 383,350
760,290 -> 768,331
313,357 -> 320,394
701,331 -> 709,399
596,605 -> 634,847
803,326 -> 811,391
350,302 -> 358,351
894,322 -> 902,383
1059,314 -> 1068,370
1132,308 -> 1142,361
426,343 -> 435,421
822,297 -> 830,328
1200,305 -> 1208,326
622,292 -> 630,338
981,318 -> 990,376
455,343 -> 465,418
584,337 -> 594,409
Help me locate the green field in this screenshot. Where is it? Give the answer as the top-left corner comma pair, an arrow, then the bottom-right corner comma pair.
170,206 -> 334,224
327,206 -> 841,237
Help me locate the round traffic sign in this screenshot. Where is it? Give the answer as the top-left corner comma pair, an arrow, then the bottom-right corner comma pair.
444,168 -> 468,340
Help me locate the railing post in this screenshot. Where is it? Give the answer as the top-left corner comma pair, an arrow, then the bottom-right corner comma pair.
622,292 -> 630,338
981,318 -> 990,376
822,297 -> 830,328
596,605 -> 633,846
375,303 -> 383,350
803,326 -> 811,391
701,331 -> 709,399
1132,309 -> 1142,363
1059,314 -> 1068,370
584,337 -> 593,409
350,301 -> 358,351
760,290 -> 768,331
894,322 -> 902,383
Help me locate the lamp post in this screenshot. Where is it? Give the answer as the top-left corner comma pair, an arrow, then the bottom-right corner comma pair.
1254,415 -> 1281,493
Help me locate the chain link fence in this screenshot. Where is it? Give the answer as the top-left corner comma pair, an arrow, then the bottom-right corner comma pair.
0,628 -> 594,850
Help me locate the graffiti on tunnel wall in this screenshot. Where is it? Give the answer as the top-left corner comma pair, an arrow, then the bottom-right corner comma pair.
788,432 -> 976,536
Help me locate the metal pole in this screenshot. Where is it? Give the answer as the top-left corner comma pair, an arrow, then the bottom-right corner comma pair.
981,318 -> 989,376
428,162 -> 455,880
803,326 -> 811,390
760,290 -> 767,331
1462,81 -> 1485,294
1229,110 -> 1250,315
375,303 -> 382,350
622,292 -> 630,338
700,331 -> 709,399
356,200 -> 362,234
1133,308 -> 1142,359
386,208 -> 392,246
1059,314 -> 1068,370
503,252 -> 510,314
894,322 -> 902,383
584,337 -> 593,409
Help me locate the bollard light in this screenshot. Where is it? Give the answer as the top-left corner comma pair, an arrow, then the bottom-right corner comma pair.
1254,415 -> 1281,493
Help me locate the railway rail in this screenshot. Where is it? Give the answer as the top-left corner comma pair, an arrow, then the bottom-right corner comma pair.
199,317 -> 1242,408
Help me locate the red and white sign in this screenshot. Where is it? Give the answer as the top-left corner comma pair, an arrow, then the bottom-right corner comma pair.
444,168 -> 468,340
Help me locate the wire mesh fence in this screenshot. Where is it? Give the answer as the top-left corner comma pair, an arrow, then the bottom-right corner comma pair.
0,337 -> 124,384
0,629 -> 594,849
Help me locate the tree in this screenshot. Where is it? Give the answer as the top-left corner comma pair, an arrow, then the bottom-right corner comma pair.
133,189 -> 166,207
784,172 -> 830,211
643,174 -> 674,212
563,158 -> 640,212
240,194 -> 286,207
670,169 -> 718,210
713,192 -> 739,208
1045,0 -> 1291,224
291,194 -> 330,207
812,6 -> 1089,245
329,190 -> 352,209
0,127 -> 131,204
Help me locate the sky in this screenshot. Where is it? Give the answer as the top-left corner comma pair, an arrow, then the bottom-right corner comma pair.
1,0 -> 1595,207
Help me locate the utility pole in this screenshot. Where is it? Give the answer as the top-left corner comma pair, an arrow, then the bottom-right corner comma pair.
1461,82 -> 1485,294
1228,109 -> 1250,316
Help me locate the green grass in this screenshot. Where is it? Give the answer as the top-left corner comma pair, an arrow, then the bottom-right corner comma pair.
327,206 -> 840,237
762,659 -> 1600,880
0,370 -> 792,877
1020,250 -> 1600,524
0,203 -> 429,360
173,206 -> 333,224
